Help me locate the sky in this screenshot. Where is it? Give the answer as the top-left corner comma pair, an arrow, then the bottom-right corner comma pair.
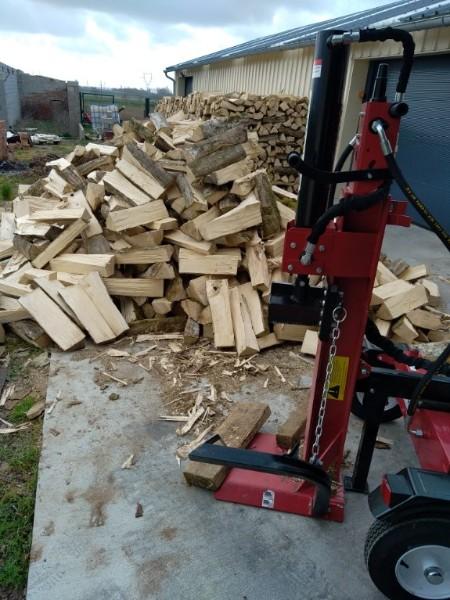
0,0 -> 397,89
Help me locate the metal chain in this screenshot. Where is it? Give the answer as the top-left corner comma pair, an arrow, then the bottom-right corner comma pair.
309,304 -> 347,465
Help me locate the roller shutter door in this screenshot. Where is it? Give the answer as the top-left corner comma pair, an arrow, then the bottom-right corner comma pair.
370,55 -> 450,232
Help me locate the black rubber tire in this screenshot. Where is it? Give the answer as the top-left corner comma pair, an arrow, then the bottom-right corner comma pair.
351,392 -> 402,422
365,517 -> 450,600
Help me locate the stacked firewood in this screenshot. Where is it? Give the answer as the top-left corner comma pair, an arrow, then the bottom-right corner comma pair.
156,92 -> 308,192
0,112 -> 446,355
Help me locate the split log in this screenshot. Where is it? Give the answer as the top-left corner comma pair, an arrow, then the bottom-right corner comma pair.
179,248 -> 240,276
19,289 -> 85,351
183,125 -> 247,163
123,144 -> 173,189
254,171 -> 281,238
377,285 -> 428,320
106,200 -> 168,232
103,278 -> 164,298
49,253 -> 115,277
276,398 -> 308,450
32,218 -> 88,269
183,402 -> 271,490
206,279 -> 234,348
229,286 -> 259,356
103,170 -> 154,206
115,246 -> 173,265
115,159 -> 165,199
199,193 -> 261,241
189,144 -> 247,178
9,320 -> 51,349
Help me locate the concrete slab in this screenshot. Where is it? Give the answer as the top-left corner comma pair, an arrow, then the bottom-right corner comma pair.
383,223 -> 450,309
27,347 -> 418,600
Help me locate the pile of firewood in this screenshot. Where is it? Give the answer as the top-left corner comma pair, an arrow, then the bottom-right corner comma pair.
370,258 -> 449,344
156,92 -> 308,192
0,110 -> 446,355
0,115 -> 299,354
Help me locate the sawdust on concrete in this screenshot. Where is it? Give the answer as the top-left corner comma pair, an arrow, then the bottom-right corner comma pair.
88,336 -> 313,457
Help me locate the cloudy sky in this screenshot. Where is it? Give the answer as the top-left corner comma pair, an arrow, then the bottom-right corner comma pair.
1,0 -> 396,89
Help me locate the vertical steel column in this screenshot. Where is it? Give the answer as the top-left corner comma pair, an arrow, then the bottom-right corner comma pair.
296,30 -> 349,227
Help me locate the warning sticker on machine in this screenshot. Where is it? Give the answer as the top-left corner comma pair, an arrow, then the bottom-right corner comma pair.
312,59 -> 323,79
327,356 -> 349,401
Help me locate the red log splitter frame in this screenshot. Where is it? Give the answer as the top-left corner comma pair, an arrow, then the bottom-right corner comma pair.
190,26 -> 450,600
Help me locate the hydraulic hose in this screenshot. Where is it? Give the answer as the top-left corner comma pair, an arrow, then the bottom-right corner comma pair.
372,119 -> 450,251
334,140 -> 355,173
328,136 -> 357,204
358,28 -> 415,96
287,151 -> 388,184
308,182 -> 390,245
384,152 -> 450,252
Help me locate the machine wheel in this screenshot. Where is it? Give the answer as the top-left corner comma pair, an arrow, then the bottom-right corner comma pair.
365,517 -> 450,599
352,391 -> 402,422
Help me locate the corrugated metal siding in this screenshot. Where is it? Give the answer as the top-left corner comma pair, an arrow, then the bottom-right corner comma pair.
183,27 -> 450,97
186,46 -> 314,96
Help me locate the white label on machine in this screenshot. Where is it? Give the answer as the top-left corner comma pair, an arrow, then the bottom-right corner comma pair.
262,490 -> 275,509
312,59 -> 323,79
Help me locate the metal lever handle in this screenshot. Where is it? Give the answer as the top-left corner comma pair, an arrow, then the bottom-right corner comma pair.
288,152 -> 389,183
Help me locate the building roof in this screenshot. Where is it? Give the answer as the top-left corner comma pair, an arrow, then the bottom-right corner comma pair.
165,0 -> 450,72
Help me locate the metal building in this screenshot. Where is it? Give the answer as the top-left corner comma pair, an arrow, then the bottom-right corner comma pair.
165,0 -> 450,230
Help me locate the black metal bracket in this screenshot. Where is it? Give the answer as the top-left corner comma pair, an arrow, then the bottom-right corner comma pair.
269,281 -> 342,341
347,367 -> 450,495
189,434 -> 332,516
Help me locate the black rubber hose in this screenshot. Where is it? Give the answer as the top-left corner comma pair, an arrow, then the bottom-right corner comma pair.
358,27 -> 415,94
366,319 -> 450,376
307,182 -> 391,245
385,152 -> 450,252
408,343 -> 450,415
328,141 -> 355,204
335,142 -> 354,173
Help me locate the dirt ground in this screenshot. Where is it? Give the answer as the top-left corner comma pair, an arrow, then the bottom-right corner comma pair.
0,141 -> 81,201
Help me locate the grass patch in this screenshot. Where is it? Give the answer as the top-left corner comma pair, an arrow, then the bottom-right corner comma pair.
0,182 -> 13,202
0,174 -> 36,202
13,140 -> 79,163
8,396 -> 37,425
0,424 -> 41,590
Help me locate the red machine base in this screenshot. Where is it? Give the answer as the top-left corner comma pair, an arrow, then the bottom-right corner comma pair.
214,433 -> 345,522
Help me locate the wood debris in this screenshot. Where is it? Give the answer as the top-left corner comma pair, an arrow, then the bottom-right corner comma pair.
121,454 -> 135,469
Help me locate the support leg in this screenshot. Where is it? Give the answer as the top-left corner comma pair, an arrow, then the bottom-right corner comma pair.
345,385 -> 387,493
